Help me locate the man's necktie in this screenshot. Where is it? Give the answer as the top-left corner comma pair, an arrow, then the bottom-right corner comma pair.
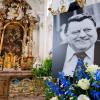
73,52 -> 86,81
75,52 -> 87,60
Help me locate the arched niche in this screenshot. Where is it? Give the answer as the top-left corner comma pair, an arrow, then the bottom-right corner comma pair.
0,21 -> 27,69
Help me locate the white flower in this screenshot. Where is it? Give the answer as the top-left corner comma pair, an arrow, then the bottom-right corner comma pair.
86,65 -> 100,73
77,79 -> 90,90
50,96 -> 58,100
78,94 -> 90,100
70,97 -> 74,100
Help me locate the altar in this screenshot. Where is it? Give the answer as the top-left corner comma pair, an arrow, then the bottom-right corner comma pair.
0,0 -> 38,99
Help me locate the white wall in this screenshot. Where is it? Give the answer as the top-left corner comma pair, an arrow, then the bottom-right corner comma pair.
26,0 -> 53,60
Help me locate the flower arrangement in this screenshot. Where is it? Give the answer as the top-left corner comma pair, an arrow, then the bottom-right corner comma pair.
32,56 -> 52,77
46,59 -> 100,100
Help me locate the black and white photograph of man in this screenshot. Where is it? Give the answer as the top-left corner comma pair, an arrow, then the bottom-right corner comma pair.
62,14 -> 98,77
52,3 -> 100,77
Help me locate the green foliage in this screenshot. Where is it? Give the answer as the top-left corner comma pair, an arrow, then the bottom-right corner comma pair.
32,57 -> 52,77
45,82 -> 55,100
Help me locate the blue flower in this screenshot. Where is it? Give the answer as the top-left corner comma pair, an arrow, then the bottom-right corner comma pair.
76,70 -> 84,80
64,90 -> 74,96
95,70 -> 100,81
59,72 -> 71,88
60,79 -> 70,88
91,90 -> 100,100
76,68 -> 90,81
46,63 -> 100,100
85,74 -> 90,80
53,84 -> 60,96
91,82 -> 100,89
47,81 -> 60,96
59,90 -> 65,95
47,81 -> 54,90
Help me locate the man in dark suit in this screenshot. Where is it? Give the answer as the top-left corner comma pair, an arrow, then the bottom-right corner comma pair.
52,13 -> 100,77
94,41 -> 100,65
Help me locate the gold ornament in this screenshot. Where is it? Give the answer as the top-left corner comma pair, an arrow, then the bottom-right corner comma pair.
76,0 -> 86,7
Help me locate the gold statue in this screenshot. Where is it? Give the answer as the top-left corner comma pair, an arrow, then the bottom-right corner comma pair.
0,57 -> 3,70
4,52 -> 15,69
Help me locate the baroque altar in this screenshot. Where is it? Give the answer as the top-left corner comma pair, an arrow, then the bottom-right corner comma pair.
0,0 -> 37,71
0,0 -> 38,99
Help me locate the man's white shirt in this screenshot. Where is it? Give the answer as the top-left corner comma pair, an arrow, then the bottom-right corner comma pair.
62,45 -> 94,77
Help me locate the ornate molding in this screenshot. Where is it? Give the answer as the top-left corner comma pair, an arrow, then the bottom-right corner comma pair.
0,0 -> 38,70
48,0 -> 86,15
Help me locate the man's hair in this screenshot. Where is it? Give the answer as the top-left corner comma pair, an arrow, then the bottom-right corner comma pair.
68,14 -> 96,27
60,13 -> 96,44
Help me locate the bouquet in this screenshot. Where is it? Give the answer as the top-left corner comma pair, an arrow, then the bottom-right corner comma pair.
46,59 -> 100,100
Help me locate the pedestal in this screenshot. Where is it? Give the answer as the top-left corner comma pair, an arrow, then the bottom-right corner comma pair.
0,71 -> 32,100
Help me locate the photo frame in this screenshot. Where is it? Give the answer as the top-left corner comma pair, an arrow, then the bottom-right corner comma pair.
52,2 -> 100,77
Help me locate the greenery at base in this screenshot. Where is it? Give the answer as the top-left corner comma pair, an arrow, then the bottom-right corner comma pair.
45,82 -> 55,100
32,56 -> 52,77
32,56 -> 54,99
45,78 -> 59,100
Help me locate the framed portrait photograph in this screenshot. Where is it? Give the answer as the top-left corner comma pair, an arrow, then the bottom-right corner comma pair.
52,2 -> 100,77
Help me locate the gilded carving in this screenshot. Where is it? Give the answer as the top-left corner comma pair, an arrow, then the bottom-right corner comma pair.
0,0 -> 38,70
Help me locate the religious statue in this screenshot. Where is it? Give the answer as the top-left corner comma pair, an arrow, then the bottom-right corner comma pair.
3,52 -> 15,68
